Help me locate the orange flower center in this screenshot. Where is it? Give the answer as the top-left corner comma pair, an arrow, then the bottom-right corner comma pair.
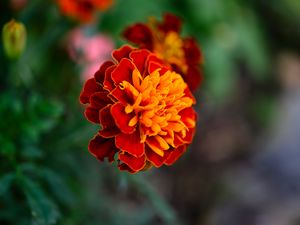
119,68 -> 193,156
153,32 -> 188,73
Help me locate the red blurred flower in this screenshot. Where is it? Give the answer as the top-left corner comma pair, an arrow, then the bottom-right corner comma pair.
80,45 -> 197,173
123,13 -> 203,92
56,0 -> 113,23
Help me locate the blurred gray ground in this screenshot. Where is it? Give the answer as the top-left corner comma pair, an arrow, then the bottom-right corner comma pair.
209,53 -> 300,225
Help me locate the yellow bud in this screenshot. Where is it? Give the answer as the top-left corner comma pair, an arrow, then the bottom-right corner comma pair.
2,19 -> 26,59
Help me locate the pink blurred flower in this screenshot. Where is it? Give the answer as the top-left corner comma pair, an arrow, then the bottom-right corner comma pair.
67,28 -> 115,81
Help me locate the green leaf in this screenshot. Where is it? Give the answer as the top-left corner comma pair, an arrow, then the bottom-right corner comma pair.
0,173 -> 15,196
41,168 -> 75,207
23,178 -> 60,225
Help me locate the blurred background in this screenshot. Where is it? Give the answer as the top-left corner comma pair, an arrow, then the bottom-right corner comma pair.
1,0 -> 300,224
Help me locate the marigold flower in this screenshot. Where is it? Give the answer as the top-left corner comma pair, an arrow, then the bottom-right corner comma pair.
56,0 -> 113,23
80,45 -> 197,173
123,13 -> 203,92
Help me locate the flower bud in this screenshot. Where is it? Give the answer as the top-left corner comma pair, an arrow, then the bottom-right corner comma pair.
2,19 -> 26,59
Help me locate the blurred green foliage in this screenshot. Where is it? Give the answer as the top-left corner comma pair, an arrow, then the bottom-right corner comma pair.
0,0 -> 297,224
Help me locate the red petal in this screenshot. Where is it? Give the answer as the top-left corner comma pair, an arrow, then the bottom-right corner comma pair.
184,66 -> 202,92
103,65 -> 116,91
99,105 -> 120,138
90,91 -> 112,110
184,87 -> 196,104
148,61 -> 170,75
110,86 -> 134,105
118,163 -> 136,173
146,54 -> 170,74
118,152 -> 146,172
174,127 -> 195,146
123,24 -> 153,50
182,127 -> 196,144
88,135 -> 117,162
85,106 -> 100,124
79,78 -> 102,104
94,61 -> 114,83
183,38 -> 202,65
111,102 -> 136,134
145,146 -> 168,168
129,49 -> 151,75
164,145 -> 187,165
115,130 -> 144,157
158,13 -> 182,33
111,58 -> 135,85
179,107 -> 197,128
112,45 -> 134,62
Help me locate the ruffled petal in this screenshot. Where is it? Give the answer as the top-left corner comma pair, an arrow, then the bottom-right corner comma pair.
145,145 -> 168,168
123,24 -> 153,49
88,135 -> 117,162
185,66 -> 202,92
79,78 -> 102,104
158,13 -> 182,33
179,107 -> 197,128
164,145 -> 187,165
85,106 -> 100,124
118,163 -> 136,173
103,65 -> 116,92
111,102 -> 136,134
90,91 -> 112,111
94,60 -> 114,83
129,49 -> 151,75
99,105 -> 120,138
118,152 -> 146,172
112,45 -> 134,62
111,58 -> 135,85
183,38 -> 202,65
115,130 -> 144,157
110,86 -> 134,105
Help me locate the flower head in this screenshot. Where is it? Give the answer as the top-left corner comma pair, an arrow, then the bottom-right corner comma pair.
123,13 -> 203,92
57,0 -> 113,23
80,45 -> 197,173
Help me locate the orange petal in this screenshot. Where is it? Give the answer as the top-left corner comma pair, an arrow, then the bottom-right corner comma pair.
115,130 -> 145,157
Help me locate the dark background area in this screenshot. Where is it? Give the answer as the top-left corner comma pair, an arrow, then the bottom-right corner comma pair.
1,0 -> 300,225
